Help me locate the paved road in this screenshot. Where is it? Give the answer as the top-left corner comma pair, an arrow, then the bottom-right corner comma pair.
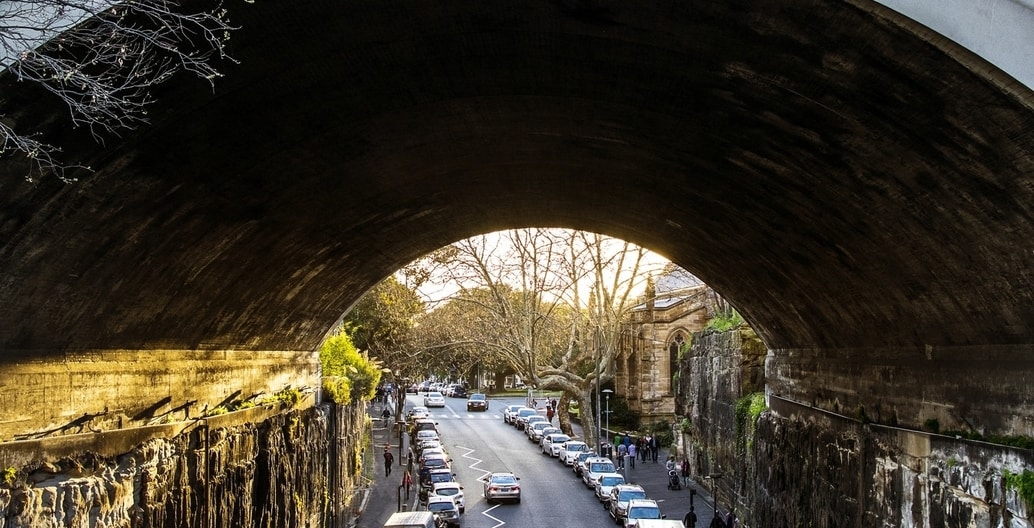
356,394 -> 724,528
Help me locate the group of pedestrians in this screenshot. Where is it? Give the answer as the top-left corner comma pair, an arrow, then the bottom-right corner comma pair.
611,431 -> 662,469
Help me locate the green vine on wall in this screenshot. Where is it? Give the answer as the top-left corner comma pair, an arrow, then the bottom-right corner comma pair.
734,392 -> 767,451
1004,469 -> 1034,511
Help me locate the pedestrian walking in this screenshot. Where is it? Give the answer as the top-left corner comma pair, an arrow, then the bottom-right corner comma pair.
665,455 -> 676,471
383,445 -> 394,475
627,442 -> 637,469
381,406 -> 391,427
684,509 -> 698,528
616,442 -> 628,469
402,470 -> 413,495
650,435 -> 659,462
680,458 -> 692,487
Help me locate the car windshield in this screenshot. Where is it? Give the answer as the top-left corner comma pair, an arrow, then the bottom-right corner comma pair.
436,487 -> 459,496
601,476 -> 624,486
590,462 -> 616,472
428,502 -> 455,513
620,490 -> 647,501
629,507 -> 661,519
469,394 -> 485,400
491,474 -> 517,485
551,435 -> 571,443
430,473 -> 453,483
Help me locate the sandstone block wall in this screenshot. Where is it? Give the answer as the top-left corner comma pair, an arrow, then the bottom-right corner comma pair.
676,327 -> 1034,527
0,349 -> 320,442
0,402 -> 367,528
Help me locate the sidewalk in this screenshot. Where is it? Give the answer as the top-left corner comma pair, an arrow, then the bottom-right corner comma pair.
355,398 -> 727,528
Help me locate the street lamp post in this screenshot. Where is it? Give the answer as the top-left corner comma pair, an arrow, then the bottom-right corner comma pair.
602,389 -> 613,444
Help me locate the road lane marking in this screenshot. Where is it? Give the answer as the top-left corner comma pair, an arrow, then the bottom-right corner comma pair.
481,504 -> 505,528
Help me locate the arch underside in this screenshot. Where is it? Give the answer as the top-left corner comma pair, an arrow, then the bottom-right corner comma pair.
0,0 -> 1032,359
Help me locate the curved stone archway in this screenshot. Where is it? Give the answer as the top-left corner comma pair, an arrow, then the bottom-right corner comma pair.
1,0 -> 1032,440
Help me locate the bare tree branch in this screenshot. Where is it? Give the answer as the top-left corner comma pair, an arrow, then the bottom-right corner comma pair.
1,0 -> 239,182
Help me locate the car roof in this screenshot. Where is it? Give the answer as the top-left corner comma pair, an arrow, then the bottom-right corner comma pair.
614,483 -> 646,491
627,499 -> 659,507
597,472 -> 624,480
432,481 -> 461,489
426,495 -> 456,505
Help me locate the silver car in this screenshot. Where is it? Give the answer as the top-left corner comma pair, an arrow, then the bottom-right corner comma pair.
483,472 -> 521,504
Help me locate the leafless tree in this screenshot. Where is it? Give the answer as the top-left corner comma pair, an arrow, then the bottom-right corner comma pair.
0,0 -> 239,182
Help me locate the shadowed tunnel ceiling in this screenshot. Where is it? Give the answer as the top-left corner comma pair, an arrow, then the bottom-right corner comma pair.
1,0 -> 1032,357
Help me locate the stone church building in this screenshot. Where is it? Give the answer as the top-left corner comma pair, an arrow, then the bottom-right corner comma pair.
614,266 -> 716,425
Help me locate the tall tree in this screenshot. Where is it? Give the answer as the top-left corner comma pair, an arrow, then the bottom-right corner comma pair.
406,229 -> 665,449
343,275 -> 424,380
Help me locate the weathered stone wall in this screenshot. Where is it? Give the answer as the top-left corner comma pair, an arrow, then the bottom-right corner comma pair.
755,399 -> 1033,528
766,345 -> 1034,438
676,328 -> 1034,528
0,401 -> 368,528
674,326 -> 766,520
1,349 -> 321,443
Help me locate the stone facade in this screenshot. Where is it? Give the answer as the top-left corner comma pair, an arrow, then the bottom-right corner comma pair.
615,285 -> 714,425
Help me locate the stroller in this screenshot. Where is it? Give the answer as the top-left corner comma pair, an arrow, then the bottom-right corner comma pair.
667,468 -> 682,490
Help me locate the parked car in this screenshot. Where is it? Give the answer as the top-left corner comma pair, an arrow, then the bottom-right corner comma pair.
558,440 -> 589,464
483,472 -> 521,504
408,406 -> 430,421
594,472 -> 625,502
540,433 -> 572,456
430,481 -> 465,513
526,420 -> 553,442
465,393 -> 489,412
582,457 -> 618,487
424,392 -> 446,407
573,451 -> 597,477
514,408 -> 540,430
502,405 -> 524,424
426,495 -> 462,527
419,468 -> 456,501
411,418 -> 440,435
622,499 -> 664,528
451,386 -> 468,398
414,429 -> 440,444
607,484 -> 648,523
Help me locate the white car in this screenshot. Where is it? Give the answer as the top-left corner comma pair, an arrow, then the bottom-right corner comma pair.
623,499 -> 663,528
526,421 -> 553,442
430,481 -> 465,513
423,392 -> 446,407
581,457 -> 617,487
558,441 -> 590,465
502,405 -> 524,424
594,472 -> 625,502
540,433 -> 571,456
407,406 -> 430,420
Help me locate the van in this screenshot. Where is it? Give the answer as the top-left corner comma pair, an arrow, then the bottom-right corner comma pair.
383,511 -> 436,528
630,520 -> 683,528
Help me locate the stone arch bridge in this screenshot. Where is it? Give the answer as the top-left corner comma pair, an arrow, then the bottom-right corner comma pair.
1,0 -> 1032,524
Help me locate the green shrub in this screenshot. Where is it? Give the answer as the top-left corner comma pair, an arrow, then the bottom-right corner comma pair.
2,467 -> 16,486
1004,469 -> 1034,510
320,330 -> 382,403
706,310 -> 743,332
734,392 -> 767,450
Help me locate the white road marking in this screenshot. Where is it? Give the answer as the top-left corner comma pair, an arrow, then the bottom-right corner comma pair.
481,504 -> 506,528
